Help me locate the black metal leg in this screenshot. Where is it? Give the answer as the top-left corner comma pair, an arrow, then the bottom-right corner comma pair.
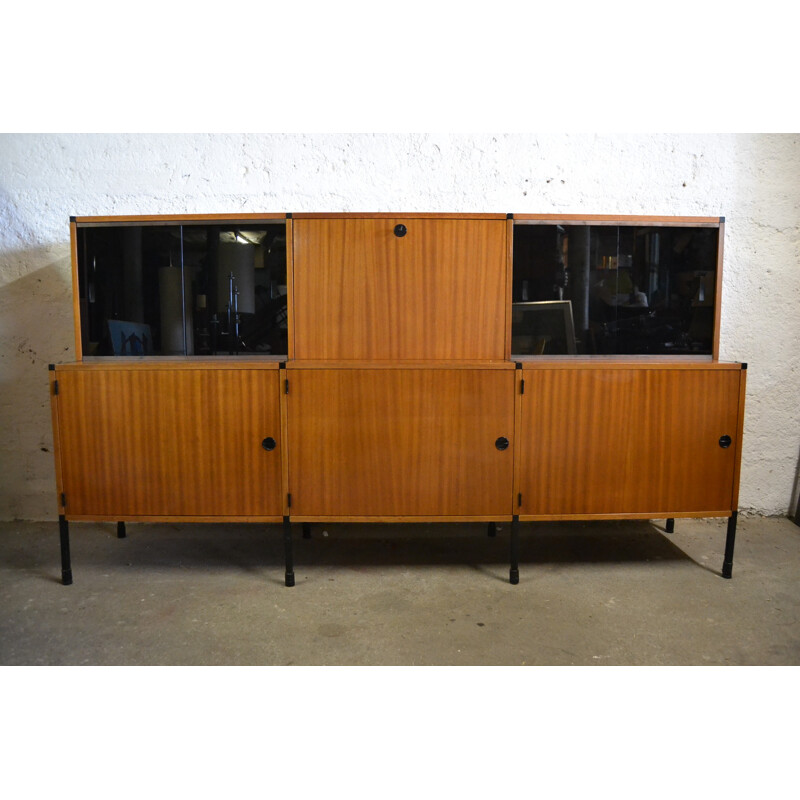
302,522 -> 311,539
722,511 -> 737,579
59,515 -> 72,586
665,518 -> 675,534
509,515 -> 520,585
487,521 -> 497,538
283,517 -> 295,587
117,521 -> 127,539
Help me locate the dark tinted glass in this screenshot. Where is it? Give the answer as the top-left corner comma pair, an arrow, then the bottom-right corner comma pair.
512,224 -> 718,356
76,223 -> 288,356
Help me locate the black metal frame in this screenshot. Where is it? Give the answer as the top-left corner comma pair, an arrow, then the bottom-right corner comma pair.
59,515 -> 72,586
722,512 -> 737,579
283,517 -> 295,587
55,512 -> 738,586
662,515 -> 738,578
510,516 -> 520,584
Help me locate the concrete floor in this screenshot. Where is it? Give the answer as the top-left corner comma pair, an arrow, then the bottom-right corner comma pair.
1,516 -> 799,665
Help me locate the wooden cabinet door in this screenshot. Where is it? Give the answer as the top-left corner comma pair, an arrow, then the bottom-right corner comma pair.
56,367 -> 283,518
518,366 -> 743,517
287,368 -> 515,517
292,217 -> 508,360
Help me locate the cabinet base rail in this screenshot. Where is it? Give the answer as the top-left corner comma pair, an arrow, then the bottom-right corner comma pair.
55,514 -> 739,586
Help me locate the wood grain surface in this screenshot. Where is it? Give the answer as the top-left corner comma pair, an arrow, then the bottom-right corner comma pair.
56,367 -> 283,517
287,368 -> 515,516
518,366 -> 742,516
292,218 -> 508,360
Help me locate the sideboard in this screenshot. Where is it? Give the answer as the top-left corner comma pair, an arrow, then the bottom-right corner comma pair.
49,213 -> 746,586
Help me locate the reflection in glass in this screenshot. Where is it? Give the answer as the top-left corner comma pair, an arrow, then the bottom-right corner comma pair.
512,224 -> 718,355
77,223 -> 288,357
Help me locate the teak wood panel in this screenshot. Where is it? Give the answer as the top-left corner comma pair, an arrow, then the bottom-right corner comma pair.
291,218 -> 508,360
517,367 -> 742,517
56,368 -> 283,518
287,368 -> 515,516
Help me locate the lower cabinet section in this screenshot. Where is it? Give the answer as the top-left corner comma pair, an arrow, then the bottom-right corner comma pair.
50,359 -> 746,585
286,366 -> 516,518
53,364 -> 284,519
516,363 -> 745,518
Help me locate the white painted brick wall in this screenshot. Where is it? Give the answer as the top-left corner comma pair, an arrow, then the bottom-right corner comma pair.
1,133 -> 798,519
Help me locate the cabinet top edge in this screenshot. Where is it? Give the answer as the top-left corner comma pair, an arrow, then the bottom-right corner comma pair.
53,357 -> 285,370
291,213 -> 508,220
286,360 -> 517,370
517,356 -> 743,370
73,214 -> 289,226
513,214 -> 722,226
70,213 -> 723,226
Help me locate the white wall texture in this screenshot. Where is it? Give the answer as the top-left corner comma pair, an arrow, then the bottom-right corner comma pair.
0,133 -> 798,520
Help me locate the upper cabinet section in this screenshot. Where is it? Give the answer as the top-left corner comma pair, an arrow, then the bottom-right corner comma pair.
69,213 -> 724,363
511,217 -> 723,358
73,218 -> 288,357
291,216 -> 509,360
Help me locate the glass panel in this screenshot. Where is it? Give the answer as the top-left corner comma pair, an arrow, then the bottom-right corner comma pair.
76,222 -> 288,357
512,224 -> 718,356
182,223 -> 287,356
77,225 -> 183,356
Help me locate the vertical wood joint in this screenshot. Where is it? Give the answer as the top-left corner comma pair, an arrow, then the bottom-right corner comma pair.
287,493 -> 292,508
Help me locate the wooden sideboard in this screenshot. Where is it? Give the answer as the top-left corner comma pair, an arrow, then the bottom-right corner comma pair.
50,213 -> 745,586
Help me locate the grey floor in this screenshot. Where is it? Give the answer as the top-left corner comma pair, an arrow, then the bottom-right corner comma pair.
1,516 -> 799,665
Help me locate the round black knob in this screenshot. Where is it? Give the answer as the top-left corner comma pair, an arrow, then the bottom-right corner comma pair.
495,437 -> 509,451
719,435 -> 732,449
262,437 -> 277,451
394,224 -> 407,238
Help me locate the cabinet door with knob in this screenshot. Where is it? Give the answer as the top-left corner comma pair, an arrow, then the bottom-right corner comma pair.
286,366 -> 516,518
516,363 -> 745,518
291,215 -> 509,360
53,364 -> 284,519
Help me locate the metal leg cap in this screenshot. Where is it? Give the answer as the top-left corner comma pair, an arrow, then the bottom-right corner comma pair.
62,571 -> 73,586
285,572 -> 295,587
722,565 -> 733,579
509,569 -> 519,585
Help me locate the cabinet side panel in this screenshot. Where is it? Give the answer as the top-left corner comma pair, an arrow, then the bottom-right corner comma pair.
49,370 -> 66,514
713,221 -> 725,361
286,218 -> 295,360
70,221 -> 83,360
288,368 -> 515,516
57,368 -> 283,517
292,218 -> 507,360
505,218 -> 514,360
730,367 -> 746,510
519,367 -> 741,515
